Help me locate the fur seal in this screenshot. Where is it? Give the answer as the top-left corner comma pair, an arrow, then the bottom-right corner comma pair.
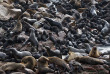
89,46 -> 101,58
44,17 -> 63,30
50,26 -> 59,36
10,72 -> 25,74
21,56 -> 37,69
38,56 -> 54,74
22,28 -> 38,50
41,31 -> 48,41
69,0 -> 81,8
89,5 -> 97,16
9,48 -> 32,59
45,46 -> 62,58
48,57 -> 70,71
0,62 -> 25,73
67,46 -> 85,53
83,43 -> 91,54
69,60 -> 84,73
75,56 -> 104,65
8,0 -> 33,4
64,51 -> 78,62
10,20 -> 22,35
101,19 -> 110,36
49,33 -> 56,44
0,52 -> 7,61
23,17 -> 37,24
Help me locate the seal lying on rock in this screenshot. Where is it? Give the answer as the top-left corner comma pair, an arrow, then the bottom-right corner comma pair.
45,46 -> 62,58
44,17 -> 63,30
8,48 -> 32,59
21,56 -> 37,69
48,57 -> 70,71
0,62 -> 25,73
75,56 -> 104,65
37,56 -> 54,74
67,46 -> 86,53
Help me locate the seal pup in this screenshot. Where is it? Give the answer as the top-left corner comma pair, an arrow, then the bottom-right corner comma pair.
21,56 -> 37,69
89,46 -> 101,58
37,56 -> 54,74
48,57 -> 70,71
75,56 -> 104,65
22,28 -> 38,50
45,46 -> 62,58
8,48 -> 32,59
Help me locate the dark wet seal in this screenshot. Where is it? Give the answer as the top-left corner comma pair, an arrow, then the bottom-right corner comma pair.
49,33 -> 56,45
13,35 -> 25,43
0,52 -> 7,61
67,46 -> 85,53
44,17 -> 63,30
45,46 -> 62,58
22,21 -> 36,33
29,2 -> 38,10
41,31 -> 48,41
8,48 -> 32,59
21,28 -> 38,51
21,56 -> 37,69
37,0 -> 50,3
69,60 -> 84,73
32,52 -> 41,59
2,39 -> 14,49
100,19 -> 110,36
37,56 -> 54,74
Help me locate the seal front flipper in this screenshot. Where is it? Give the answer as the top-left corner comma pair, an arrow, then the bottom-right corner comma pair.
21,38 -> 30,48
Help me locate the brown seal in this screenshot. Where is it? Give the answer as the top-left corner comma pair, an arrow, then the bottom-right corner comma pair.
45,46 -> 62,58
37,56 -> 54,74
64,51 -> 78,62
0,62 -> 25,72
10,19 -> 22,34
89,46 -> 101,58
21,56 -> 37,69
48,57 -> 70,71
75,56 -> 104,65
